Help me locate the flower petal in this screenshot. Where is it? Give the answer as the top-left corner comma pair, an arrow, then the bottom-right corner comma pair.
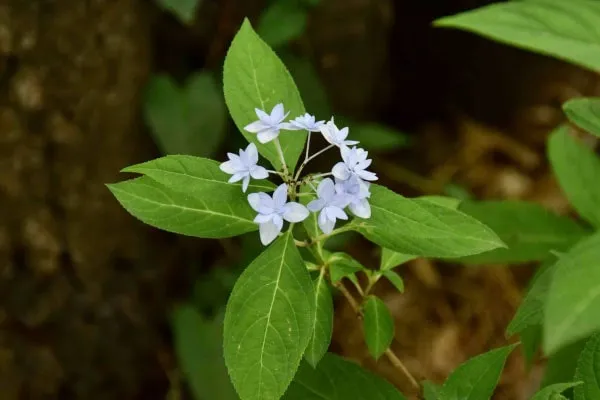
242,176 -> 250,192
250,166 -> 269,180
273,184 -> 288,207
326,206 -> 348,221
318,211 -> 335,234
332,162 -> 350,181
247,193 -> 262,212
280,122 -> 299,130
350,199 -> 371,218
220,160 -> 238,174
356,159 -> 372,170
259,220 -> 281,245
228,172 -> 246,183
307,198 -> 326,212
245,142 -> 259,164
338,127 -> 349,140
254,213 -> 273,224
256,108 -> 270,121
257,129 -> 279,144
316,178 -> 335,201
344,139 -> 360,146
356,169 -> 378,181
340,145 -> 352,163
244,120 -> 267,133
271,103 -> 285,122
282,202 -> 309,222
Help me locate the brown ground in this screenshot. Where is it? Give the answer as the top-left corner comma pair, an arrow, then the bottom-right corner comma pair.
0,0 -> 598,399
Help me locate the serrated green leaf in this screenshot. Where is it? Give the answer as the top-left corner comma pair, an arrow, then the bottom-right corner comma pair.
564,97 -> 600,138
382,270 -> 404,293
549,126 -> 600,229
122,156 -> 275,197
353,185 -> 505,259
434,0 -> 600,72
223,19 -> 306,172
438,344 -> 517,400
283,353 -> 406,399
363,296 -> 394,360
575,334 -> 600,400
305,273 -> 333,367
107,176 -> 256,238
423,381 -> 442,400
257,1 -> 308,48
223,231 -> 315,400
144,72 -> 226,157
544,233 -> 600,355
380,248 -> 416,271
156,0 -> 201,24
172,305 -> 237,400
348,122 -> 410,151
457,201 -> 587,264
327,252 -> 365,285
531,382 -> 582,400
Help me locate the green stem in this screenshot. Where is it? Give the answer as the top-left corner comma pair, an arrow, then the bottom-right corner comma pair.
273,138 -> 289,177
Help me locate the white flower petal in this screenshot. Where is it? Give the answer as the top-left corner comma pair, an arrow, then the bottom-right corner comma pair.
244,120 -> 267,133
319,124 -> 336,146
245,143 -> 259,164
247,193 -> 262,212
271,103 -> 285,122
228,172 -> 246,183
250,166 -> 269,180
259,220 -> 281,245
257,129 -> 279,144
350,199 -> 371,218
338,127 -> 349,140
327,206 -> 348,221
344,139 -> 360,146
256,108 -> 270,121
332,163 -> 350,181
282,202 -> 309,223
318,211 -> 335,234
242,176 -> 250,192
317,178 -> 335,201
357,169 -> 378,181
280,122 -> 299,130
254,213 -> 272,223
219,160 -> 238,174
340,145 -> 352,163
307,198 -> 326,212
273,184 -> 288,207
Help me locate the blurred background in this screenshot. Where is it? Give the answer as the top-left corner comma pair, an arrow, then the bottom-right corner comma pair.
1,0 -> 599,399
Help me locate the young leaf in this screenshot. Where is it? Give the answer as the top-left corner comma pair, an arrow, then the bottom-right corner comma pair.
156,0 -> 201,24
434,0 -> 600,72
122,156 -> 275,197
305,273 -> 334,367
564,97 -> 600,138
144,72 -> 226,157
457,200 -> 587,264
544,233 -> 600,355
223,231 -> 315,400
531,382 -> 582,400
380,248 -> 416,271
423,381 -> 442,400
549,126 -> 600,229
363,296 -> 395,360
353,185 -> 505,259
257,1 -> 308,48
327,252 -> 366,285
223,19 -> 307,172
574,334 -> 600,400
382,270 -> 404,293
283,353 -> 406,399
438,344 -> 517,400
172,305 -> 237,400
107,176 -> 257,238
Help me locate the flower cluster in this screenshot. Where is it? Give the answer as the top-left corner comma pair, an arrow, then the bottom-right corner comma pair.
220,103 -> 377,245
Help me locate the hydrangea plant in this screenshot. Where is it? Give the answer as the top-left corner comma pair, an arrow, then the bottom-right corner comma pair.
108,2 -> 600,397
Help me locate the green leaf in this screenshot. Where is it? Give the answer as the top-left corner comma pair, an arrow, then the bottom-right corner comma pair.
327,252 -> 366,285
544,233 -> 600,355
107,176 -> 256,238
257,1 -> 308,48
564,97 -> 600,138
380,248 -> 416,271
305,273 -> 333,367
172,305 -> 237,400
122,155 -> 275,197
574,334 -> 600,400
144,72 -> 226,157
223,231 -> 315,400
549,126 -> 600,229
363,296 -> 395,360
223,19 -> 307,172
457,200 -> 587,264
521,325 -> 543,369
283,353 -> 406,399
434,0 -> 600,72
531,382 -> 583,400
382,270 -> 404,293
542,339 -> 586,389
348,122 -> 410,151
416,196 -> 461,209
423,381 -> 442,400
438,344 -> 517,400
156,0 -> 201,24
353,185 -> 505,259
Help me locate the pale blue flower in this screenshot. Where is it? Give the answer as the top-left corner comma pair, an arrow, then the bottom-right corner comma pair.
244,103 -> 289,144
332,146 -> 378,182
220,143 -> 269,192
335,175 -> 371,218
319,118 -> 359,148
283,113 -> 325,132
307,178 -> 350,234
248,184 -> 309,245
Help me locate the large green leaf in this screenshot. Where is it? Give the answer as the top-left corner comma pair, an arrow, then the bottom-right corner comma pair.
531,382 -> 582,400
257,0 -> 308,48
144,72 -> 226,157
564,97 -> 600,138
304,273 -> 333,367
122,156 -> 275,197
172,305 -> 237,400
223,19 -> 306,172
283,353 -> 406,399
363,296 -> 395,360
223,231 -> 315,400
438,344 -> 517,400
352,185 -> 505,258
434,0 -> 600,72
457,201 -> 587,264
380,248 -> 416,271
574,334 -> 600,400
107,176 -> 256,238
541,339 -> 587,390
549,126 -> 600,229
544,233 -> 600,355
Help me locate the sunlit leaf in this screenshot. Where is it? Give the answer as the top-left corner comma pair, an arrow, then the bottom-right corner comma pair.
563,97 -> 600,138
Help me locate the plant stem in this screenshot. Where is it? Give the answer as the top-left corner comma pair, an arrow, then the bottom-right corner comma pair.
304,131 -> 311,163
274,138 -> 289,177
335,280 -> 421,394
294,144 -> 335,181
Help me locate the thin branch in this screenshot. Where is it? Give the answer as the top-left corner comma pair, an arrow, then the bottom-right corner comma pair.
274,138 -> 289,177
294,143 -> 335,181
